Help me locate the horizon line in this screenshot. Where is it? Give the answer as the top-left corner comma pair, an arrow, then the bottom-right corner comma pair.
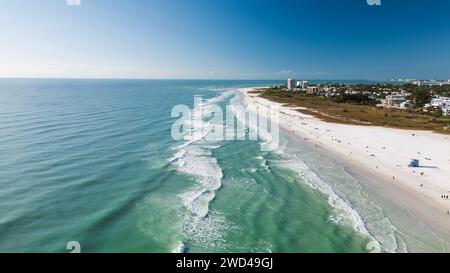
0,77 -> 434,82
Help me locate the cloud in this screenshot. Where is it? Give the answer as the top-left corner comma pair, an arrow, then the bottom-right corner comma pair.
278,70 -> 297,75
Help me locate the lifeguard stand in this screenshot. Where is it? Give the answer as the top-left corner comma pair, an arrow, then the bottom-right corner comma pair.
408,159 -> 420,168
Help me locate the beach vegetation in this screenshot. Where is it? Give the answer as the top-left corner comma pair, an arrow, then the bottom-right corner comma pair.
255,88 -> 450,134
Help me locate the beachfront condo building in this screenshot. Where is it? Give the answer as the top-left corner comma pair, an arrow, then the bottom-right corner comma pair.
306,86 -> 320,95
287,78 -> 296,90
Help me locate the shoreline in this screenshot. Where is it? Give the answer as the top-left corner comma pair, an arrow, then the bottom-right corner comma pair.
239,87 -> 450,250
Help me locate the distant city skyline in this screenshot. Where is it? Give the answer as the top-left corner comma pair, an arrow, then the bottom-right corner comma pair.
1,0 -> 450,80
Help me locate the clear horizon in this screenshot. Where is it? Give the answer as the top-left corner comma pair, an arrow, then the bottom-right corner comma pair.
0,77 -> 447,82
1,0 -> 450,80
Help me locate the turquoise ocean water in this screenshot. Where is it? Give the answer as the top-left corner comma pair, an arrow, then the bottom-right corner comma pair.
0,79 -> 446,253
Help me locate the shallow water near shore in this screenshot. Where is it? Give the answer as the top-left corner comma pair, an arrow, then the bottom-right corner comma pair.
0,79 -> 445,252
278,131 -> 449,253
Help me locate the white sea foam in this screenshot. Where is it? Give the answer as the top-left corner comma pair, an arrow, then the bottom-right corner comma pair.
180,210 -> 239,249
254,156 -> 271,173
172,144 -> 226,244
169,90 -> 237,248
167,149 -> 186,163
173,242 -> 187,253
242,167 -> 257,173
175,149 -> 223,218
199,87 -> 236,97
229,91 -> 281,152
204,89 -> 235,105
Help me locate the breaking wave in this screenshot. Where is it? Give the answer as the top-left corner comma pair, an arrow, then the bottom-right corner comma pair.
169,89 -> 237,248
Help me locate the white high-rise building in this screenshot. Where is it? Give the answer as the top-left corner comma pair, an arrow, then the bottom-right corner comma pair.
300,80 -> 308,89
287,78 -> 296,90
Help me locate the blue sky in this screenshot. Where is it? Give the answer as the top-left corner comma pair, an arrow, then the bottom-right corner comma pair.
1,0 -> 450,80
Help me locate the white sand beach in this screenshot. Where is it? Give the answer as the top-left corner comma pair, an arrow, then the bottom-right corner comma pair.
240,87 -> 450,240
